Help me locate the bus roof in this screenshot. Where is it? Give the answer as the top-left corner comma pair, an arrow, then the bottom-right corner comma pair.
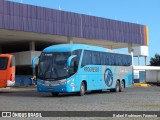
0,54 -> 13,57
43,44 -> 131,55
43,44 -> 108,52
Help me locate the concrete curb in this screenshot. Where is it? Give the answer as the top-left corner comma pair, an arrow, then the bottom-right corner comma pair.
0,86 -> 36,90
133,83 -> 150,87
0,86 -> 36,92
12,86 -> 36,88
0,87 -> 11,90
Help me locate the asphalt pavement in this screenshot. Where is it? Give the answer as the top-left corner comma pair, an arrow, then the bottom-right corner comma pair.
0,86 -> 160,111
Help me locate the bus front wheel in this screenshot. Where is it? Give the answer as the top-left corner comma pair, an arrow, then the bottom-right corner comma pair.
78,82 -> 86,96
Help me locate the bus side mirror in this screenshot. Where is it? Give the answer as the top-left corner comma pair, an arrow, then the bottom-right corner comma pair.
67,55 -> 77,67
32,56 -> 40,68
32,55 -> 40,80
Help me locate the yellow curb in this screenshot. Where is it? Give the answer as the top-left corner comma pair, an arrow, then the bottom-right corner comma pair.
133,83 -> 150,87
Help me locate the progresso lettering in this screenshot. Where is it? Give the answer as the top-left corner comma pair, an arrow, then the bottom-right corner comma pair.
84,67 -> 99,72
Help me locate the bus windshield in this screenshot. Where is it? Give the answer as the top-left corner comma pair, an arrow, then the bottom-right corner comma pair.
0,57 -> 8,70
38,52 -> 71,80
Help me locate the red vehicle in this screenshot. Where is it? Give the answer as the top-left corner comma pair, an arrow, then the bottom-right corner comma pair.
0,54 -> 15,88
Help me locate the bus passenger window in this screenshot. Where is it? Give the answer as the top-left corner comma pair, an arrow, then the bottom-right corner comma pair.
106,53 -> 110,65
100,52 -> 106,65
72,50 -> 82,68
116,54 -> 121,66
82,50 -> 92,67
127,55 -> 132,66
123,55 -> 127,66
110,54 -> 115,65
118,55 -> 122,66
92,51 -> 100,65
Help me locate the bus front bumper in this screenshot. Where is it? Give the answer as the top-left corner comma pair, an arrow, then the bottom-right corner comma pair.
37,84 -> 70,93
7,80 -> 15,87
37,78 -> 78,93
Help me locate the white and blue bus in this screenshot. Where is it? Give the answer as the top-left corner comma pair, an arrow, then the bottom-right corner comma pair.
37,44 -> 133,96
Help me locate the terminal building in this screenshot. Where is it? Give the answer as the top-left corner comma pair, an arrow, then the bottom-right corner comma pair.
0,0 -> 149,85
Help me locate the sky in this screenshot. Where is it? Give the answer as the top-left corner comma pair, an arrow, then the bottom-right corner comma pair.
8,0 -> 160,65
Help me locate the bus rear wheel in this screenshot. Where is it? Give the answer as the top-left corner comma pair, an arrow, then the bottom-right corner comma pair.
120,81 -> 125,92
51,92 -> 59,96
78,82 -> 86,96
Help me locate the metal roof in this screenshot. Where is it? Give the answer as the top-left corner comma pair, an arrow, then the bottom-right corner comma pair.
0,0 -> 149,47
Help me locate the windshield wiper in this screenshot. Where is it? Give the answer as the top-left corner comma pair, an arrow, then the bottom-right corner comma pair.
42,63 -> 51,79
50,65 -> 59,78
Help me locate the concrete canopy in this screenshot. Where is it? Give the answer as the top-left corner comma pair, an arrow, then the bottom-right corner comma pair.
0,29 -> 144,49
0,0 -> 149,51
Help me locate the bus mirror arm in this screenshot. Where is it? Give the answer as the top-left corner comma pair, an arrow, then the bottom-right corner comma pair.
67,55 -> 77,67
32,56 -> 40,85
73,61 -> 77,72
66,61 -> 77,77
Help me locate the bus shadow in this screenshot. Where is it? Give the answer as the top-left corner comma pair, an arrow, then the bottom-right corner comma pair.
0,89 -> 119,98
46,90 -> 115,98
0,90 -> 40,97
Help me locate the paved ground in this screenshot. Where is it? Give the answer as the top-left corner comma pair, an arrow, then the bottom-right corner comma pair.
0,86 -> 160,112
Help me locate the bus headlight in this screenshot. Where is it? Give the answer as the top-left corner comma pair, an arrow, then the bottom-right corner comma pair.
42,79 -> 67,86
71,83 -> 75,88
60,81 -> 67,85
72,78 -> 75,82
59,79 -> 67,85
67,78 -> 75,84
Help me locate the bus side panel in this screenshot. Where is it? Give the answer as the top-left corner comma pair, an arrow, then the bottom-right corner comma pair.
76,65 -> 102,91
8,66 -> 15,83
76,67 -> 93,91
119,66 -> 133,88
101,66 -> 117,90
6,56 -> 15,87
0,56 -> 11,87
85,65 -> 102,90
101,66 -> 133,90
123,73 -> 133,88
76,65 -> 133,92
0,70 -> 7,87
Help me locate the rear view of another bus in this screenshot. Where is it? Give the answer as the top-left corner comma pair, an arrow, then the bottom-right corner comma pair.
0,54 -> 15,88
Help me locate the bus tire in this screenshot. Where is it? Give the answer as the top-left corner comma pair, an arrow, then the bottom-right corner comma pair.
110,81 -> 120,92
120,81 -> 125,92
78,82 -> 86,96
115,81 -> 120,92
51,92 -> 59,96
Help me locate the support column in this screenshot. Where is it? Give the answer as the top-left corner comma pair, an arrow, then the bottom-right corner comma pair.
128,44 -> 132,53
29,41 -> 35,51
67,37 -> 73,44
145,56 -> 147,66
138,56 -> 140,65
130,49 -> 134,66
